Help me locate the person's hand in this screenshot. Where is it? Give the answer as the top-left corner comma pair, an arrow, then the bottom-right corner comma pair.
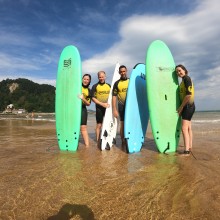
177,106 -> 183,116
113,109 -> 119,118
103,103 -> 110,108
78,94 -> 83,100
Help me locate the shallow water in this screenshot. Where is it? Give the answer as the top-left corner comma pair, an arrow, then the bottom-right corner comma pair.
0,113 -> 220,219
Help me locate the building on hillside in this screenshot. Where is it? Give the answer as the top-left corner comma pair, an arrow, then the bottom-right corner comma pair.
4,104 -> 14,113
17,109 -> 26,114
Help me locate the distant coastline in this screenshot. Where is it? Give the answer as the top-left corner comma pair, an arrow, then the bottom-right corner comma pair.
0,112 -> 55,119
0,110 -> 96,119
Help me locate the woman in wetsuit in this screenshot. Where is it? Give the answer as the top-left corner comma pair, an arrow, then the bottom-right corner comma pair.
78,74 -> 92,147
176,64 -> 195,155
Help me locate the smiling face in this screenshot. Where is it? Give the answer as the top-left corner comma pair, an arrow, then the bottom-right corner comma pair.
98,71 -> 106,83
176,66 -> 186,78
119,67 -> 127,80
82,75 -> 91,86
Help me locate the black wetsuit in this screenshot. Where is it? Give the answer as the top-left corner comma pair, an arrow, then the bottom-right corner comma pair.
179,75 -> 195,121
81,85 -> 91,125
112,78 -> 129,121
91,82 -> 111,124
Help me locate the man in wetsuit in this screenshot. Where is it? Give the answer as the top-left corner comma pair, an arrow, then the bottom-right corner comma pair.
112,65 -> 129,147
91,71 -> 111,143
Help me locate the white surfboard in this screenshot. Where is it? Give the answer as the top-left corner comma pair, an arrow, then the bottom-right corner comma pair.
100,63 -> 120,150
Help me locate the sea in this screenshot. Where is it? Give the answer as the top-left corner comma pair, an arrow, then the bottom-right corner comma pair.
0,111 -> 219,219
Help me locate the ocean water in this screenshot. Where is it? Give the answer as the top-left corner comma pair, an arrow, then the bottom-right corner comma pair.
193,111 -> 220,124
0,111 -> 219,219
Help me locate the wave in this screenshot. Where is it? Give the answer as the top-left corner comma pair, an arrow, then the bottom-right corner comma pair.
193,119 -> 220,124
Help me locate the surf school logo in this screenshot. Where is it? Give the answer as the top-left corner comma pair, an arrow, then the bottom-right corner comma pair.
64,58 -> 71,67
188,86 -> 193,93
158,67 -> 174,72
98,91 -> 110,95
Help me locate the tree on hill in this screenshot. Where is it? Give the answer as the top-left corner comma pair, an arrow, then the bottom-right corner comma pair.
0,78 -> 55,112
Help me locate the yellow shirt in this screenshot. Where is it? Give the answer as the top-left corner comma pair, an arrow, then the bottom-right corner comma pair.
82,86 -> 91,107
91,82 -> 111,104
179,75 -> 194,105
112,78 -> 129,105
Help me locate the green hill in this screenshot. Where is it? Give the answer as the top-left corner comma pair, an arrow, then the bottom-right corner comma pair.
0,78 -> 55,113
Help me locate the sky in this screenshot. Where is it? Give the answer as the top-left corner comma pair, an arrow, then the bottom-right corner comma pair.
0,0 -> 219,111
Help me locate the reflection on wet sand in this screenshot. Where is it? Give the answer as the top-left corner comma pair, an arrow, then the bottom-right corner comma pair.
0,114 -> 220,219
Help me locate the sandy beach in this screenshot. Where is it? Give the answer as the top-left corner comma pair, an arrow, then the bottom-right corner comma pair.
0,112 -> 220,219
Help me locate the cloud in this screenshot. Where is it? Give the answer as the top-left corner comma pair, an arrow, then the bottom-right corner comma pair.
0,0 -> 219,110
0,53 -> 40,72
82,0 -> 220,110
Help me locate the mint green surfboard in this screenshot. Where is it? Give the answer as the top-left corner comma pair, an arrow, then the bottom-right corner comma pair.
55,45 -> 82,151
146,40 -> 181,153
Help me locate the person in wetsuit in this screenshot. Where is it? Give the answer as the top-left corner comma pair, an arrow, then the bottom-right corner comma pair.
91,71 -> 111,143
78,74 -> 92,147
176,64 -> 195,155
112,65 -> 129,147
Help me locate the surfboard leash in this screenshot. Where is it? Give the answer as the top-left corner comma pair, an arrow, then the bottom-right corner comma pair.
189,148 -> 197,160
46,145 -> 58,152
163,143 -> 170,154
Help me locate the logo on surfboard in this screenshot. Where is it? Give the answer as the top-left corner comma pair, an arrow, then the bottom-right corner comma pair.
64,58 -> 71,67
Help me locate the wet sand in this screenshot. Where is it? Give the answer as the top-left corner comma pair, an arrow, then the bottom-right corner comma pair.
0,114 -> 220,219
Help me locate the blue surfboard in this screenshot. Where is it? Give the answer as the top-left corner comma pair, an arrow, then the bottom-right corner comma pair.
124,63 -> 149,153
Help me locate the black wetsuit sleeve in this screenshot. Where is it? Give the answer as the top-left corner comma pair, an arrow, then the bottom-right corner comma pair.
183,76 -> 193,95
91,83 -> 97,98
112,80 -> 119,96
88,88 -> 92,103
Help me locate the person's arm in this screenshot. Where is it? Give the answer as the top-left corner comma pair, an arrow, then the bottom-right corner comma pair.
92,97 -> 109,108
112,95 -> 118,118
78,94 -> 91,106
177,95 -> 191,116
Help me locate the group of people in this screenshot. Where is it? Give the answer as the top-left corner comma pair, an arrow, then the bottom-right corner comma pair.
78,64 -> 195,156
78,65 -> 129,149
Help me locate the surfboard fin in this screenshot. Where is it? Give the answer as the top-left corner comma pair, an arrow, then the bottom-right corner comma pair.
105,142 -> 110,150
124,139 -> 129,154
103,130 -> 108,137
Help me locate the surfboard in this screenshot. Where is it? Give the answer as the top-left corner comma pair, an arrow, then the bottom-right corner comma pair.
124,63 -> 149,153
100,63 -> 120,150
55,45 -> 82,151
146,40 -> 181,153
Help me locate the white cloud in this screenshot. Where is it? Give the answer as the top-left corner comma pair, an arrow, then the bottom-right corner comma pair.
0,0 -> 219,111
82,0 -> 220,110
0,53 -> 40,72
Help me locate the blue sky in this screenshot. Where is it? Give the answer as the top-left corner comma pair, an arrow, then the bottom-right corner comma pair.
0,0 -> 219,111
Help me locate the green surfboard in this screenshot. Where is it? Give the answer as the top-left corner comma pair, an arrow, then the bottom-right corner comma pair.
146,40 -> 181,153
55,45 -> 82,151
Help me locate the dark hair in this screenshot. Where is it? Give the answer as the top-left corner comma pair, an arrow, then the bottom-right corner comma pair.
82,74 -> 91,86
119,65 -> 127,72
175,64 -> 188,75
